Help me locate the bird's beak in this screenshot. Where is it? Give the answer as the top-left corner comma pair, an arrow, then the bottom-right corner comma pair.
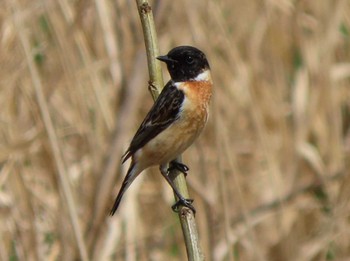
157,55 -> 177,63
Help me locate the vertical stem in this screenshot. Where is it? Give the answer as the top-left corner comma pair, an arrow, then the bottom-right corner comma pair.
135,0 -> 204,260
136,0 -> 164,98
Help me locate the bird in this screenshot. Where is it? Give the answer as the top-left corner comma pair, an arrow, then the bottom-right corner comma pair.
110,46 -> 212,216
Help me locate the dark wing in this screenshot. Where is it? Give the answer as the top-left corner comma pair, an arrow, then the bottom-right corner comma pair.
122,80 -> 184,162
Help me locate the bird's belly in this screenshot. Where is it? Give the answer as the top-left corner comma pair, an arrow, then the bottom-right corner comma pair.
138,108 -> 207,167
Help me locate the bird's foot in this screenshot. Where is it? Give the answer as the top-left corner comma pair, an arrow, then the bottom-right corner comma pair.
172,198 -> 196,215
168,161 -> 189,176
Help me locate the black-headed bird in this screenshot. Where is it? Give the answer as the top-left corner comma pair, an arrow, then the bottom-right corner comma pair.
110,46 -> 212,215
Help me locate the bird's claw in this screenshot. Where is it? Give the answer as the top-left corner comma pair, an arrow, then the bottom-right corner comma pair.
171,198 -> 196,215
168,161 -> 189,176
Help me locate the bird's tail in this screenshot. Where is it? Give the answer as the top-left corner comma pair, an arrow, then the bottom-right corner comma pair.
110,162 -> 140,216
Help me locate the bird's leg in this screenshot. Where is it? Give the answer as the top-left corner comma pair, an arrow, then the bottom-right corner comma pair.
168,160 -> 189,176
160,165 -> 196,214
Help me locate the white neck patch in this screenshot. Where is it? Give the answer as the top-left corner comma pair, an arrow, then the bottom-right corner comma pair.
193,69 -> 211,82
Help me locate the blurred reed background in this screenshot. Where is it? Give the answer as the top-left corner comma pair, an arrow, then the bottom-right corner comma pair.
1,0 -> 350,260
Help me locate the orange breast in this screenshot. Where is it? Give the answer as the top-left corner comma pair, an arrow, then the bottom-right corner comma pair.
136,79 -> 213,169
178,81 -> 212,111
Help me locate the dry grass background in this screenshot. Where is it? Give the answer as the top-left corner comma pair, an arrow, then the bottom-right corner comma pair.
1,0 -> 350,260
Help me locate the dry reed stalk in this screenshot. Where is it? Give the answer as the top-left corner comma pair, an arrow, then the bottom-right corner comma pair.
95,0 -> 122,85
10,1 -> 89,260
58,0 -> 114,131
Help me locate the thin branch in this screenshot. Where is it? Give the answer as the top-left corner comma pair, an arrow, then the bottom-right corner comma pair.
135,0 -> 204,260
136,0 -> 163,97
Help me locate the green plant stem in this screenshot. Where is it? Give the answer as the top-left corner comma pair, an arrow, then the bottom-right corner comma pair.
135,1 -> 204,260
136,0 -> 163,99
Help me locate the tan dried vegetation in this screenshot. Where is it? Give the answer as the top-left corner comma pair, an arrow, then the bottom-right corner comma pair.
1,0 -> 350,260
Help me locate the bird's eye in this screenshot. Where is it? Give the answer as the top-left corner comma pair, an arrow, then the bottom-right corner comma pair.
186,56 -> 194,65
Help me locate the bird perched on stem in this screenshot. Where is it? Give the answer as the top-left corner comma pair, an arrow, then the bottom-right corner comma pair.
110,46 -> 212,216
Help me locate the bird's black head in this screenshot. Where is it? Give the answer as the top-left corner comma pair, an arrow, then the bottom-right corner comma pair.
157,46 -> 210,82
